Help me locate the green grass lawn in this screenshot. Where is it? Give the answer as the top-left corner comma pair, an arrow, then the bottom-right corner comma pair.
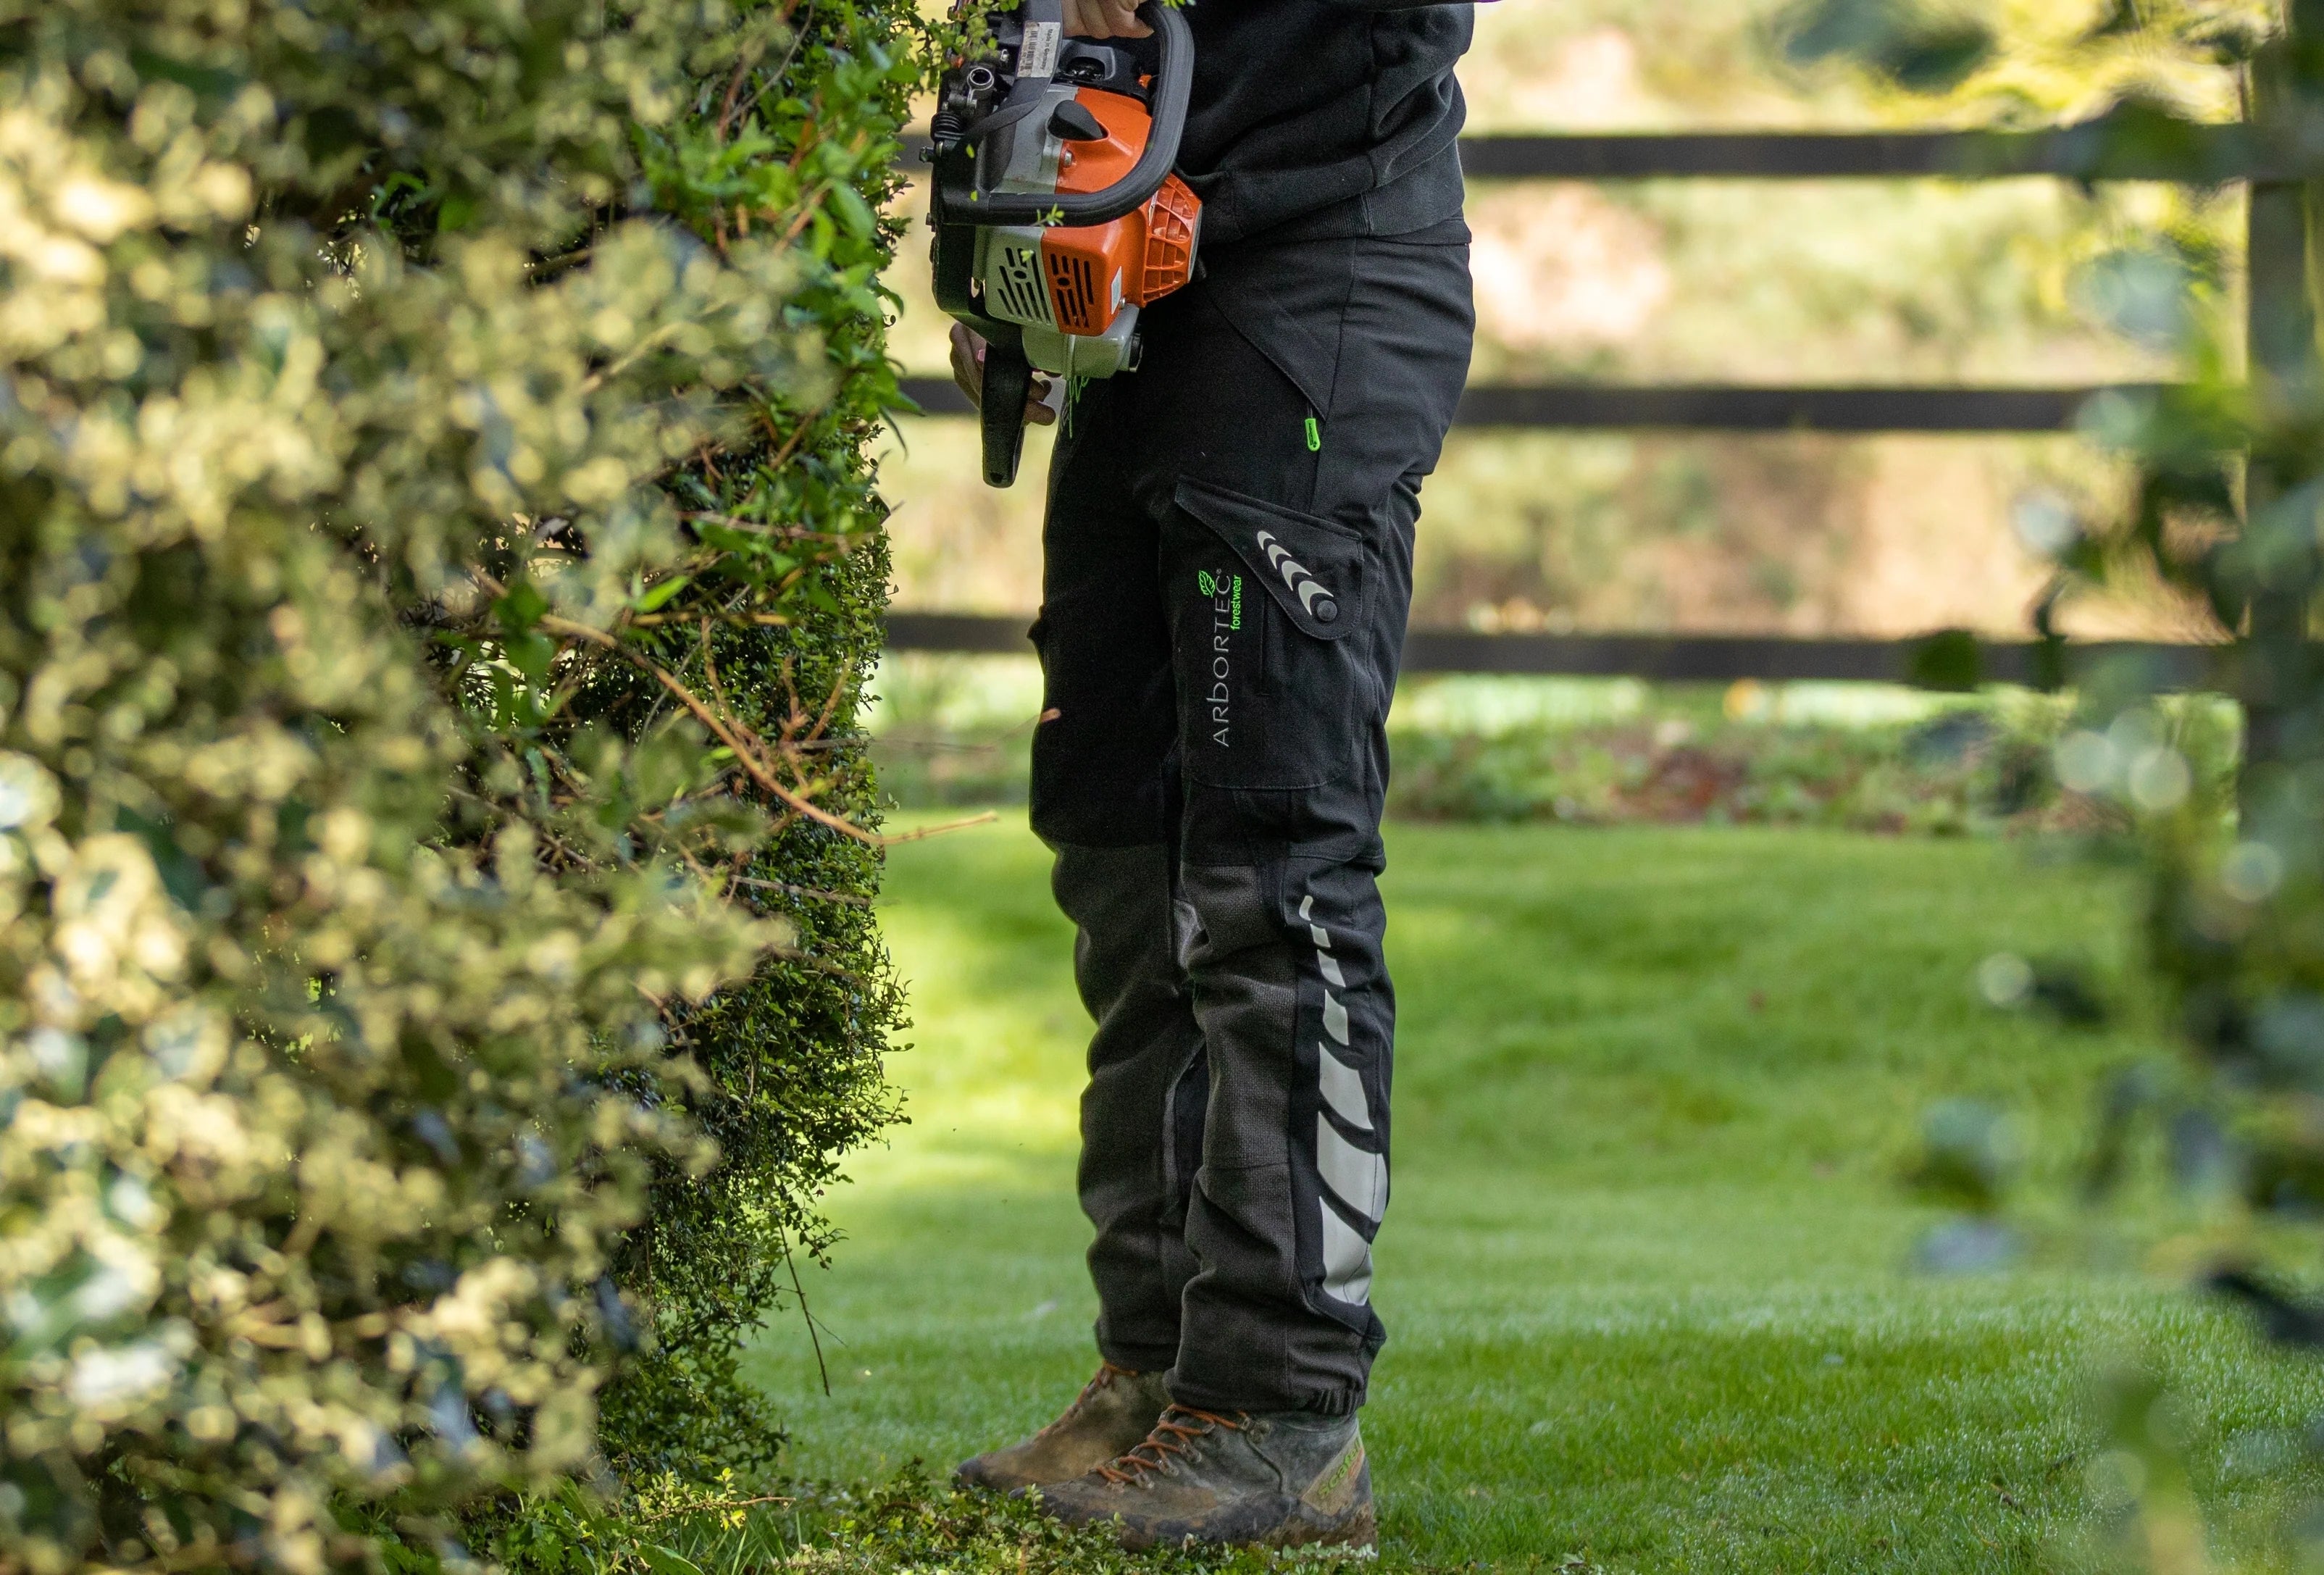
746,821 -> 2323,1573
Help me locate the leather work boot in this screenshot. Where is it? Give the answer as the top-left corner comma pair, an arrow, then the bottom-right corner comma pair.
955,1364 -> 1171,1492
1029,1405 -> 1375,1551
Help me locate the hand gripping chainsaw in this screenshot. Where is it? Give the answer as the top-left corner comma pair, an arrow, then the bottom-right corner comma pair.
927,0 -> 1200,487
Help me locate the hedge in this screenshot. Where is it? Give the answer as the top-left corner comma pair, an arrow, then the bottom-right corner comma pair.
0,0 -> 919,1568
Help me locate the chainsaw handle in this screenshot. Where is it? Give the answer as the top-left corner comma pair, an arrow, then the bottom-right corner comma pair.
948,0 -> 1192,228
980,341 -> 1034,488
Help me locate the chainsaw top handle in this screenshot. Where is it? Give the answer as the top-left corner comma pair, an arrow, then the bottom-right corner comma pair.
945,0 -> 1192,228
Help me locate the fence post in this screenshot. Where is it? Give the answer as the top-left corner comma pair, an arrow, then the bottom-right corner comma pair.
2243,4 -> 2323,780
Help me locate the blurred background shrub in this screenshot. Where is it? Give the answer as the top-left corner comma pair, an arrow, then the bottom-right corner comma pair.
871,655 -> 2247,838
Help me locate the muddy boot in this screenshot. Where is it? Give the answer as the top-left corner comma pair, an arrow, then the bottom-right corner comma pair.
1031,1405 -> 1375,1550
955,1364 -> 1171,1492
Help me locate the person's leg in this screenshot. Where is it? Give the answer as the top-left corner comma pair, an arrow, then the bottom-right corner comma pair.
1027,369 -> 1210,1377
1166,233 -> 1473,1417
956,368 -> 1192,1492
1035,234 -> 1473,1547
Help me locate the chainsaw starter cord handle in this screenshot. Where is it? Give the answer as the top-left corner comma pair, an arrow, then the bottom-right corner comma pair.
951,0 -> 1192,228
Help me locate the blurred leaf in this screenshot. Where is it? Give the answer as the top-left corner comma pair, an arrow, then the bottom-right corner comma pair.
1778,0 -> 1996,93
1907,1098 -> 2023,1213
2211,1269 -> 2324,1350
1907,629 -> 1984,692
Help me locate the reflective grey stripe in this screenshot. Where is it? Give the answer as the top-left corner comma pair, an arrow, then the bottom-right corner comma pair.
1303,891 -> 1382,1307
1318,1044 -> 1371,1132
1319,1198 -> 1374,1305
1316,1115 -> 1387,1220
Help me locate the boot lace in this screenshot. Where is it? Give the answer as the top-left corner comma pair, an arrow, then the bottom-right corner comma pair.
1031,1362 -> 1140,1442
1096,1405 -> 1246,1485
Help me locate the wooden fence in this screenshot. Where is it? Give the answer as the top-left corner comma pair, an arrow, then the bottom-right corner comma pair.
886,118 -> 2254,688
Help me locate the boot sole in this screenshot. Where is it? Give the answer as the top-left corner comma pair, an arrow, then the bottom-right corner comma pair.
1266,1500 -> 1377,1553
1108,1500 -> 1377,1553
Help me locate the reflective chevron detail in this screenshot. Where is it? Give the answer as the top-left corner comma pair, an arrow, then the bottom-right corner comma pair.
1318,1199 -> 1374,1305
1318,1043 -> 1371,1132
1317,1115 -> 1387,1218
1322,991 -> 1349,1045
1300,894 -> 1384,1306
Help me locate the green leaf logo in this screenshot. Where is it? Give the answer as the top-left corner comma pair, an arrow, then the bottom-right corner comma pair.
1197,570 -> 1216,597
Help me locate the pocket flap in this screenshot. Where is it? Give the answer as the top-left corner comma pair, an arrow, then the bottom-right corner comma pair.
1174,477 -> 1363,643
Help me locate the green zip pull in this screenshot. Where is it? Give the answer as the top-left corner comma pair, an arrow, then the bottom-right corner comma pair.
1304,415 -> 1321,453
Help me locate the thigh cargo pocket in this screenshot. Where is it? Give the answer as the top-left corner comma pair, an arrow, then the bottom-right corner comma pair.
1167,477 -> 1366,791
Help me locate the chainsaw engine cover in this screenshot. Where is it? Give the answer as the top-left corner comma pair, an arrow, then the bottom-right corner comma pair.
929,0 -> 1198,483
962,87 -> 1197,378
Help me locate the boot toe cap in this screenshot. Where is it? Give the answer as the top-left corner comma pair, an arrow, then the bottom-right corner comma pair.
954,1453 -> 1037,1493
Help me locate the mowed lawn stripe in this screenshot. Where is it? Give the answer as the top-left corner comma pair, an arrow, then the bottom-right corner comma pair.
748,822 -> 2323,1572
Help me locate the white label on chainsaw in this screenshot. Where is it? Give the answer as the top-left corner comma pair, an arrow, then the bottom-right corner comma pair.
1019,21 -> 1061,79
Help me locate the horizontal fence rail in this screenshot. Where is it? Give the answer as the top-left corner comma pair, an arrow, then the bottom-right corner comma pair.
1455,124 -> 2260,182
900,121 -> 2264,185
883,613 -> 2215,691
895,378 -> 2171,433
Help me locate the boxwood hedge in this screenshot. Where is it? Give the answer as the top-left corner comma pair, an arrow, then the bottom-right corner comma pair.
0,0 -> 921,1567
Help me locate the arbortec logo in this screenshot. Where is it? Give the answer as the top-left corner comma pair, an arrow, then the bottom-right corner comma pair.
1200,569 -> 1242,747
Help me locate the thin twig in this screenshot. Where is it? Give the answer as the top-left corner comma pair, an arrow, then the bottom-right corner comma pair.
679,509 -> 859,543
776,1221 -> 830,1397
805,652 -> 851,748
716,53 -> 754,141
468,572 -> 897,844
759,401 -> 830,476
627,611 -> 792,628
643,661 -> 879,843
730,875 -> 875,908
475,575 -> 877,843
578,320 -> 687,396
879,811 -> 1000,844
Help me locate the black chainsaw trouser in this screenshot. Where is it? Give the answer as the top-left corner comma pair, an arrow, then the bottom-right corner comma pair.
1027,228 -> 1473,1418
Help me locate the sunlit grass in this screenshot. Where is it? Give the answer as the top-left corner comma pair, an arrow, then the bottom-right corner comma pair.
750,819 -> 2324,1572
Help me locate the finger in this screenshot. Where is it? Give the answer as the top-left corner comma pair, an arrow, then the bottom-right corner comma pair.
1026,399 -> 1057,426
1061,0 -> 1095,36
948,326 -> 985,409
1103,1 -> 1151,36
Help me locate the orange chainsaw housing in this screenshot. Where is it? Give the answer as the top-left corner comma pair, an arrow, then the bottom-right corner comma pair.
1037,86 -> 1200,337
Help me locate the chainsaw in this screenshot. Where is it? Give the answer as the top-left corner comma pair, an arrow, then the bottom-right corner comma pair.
927,0 -> 1201,488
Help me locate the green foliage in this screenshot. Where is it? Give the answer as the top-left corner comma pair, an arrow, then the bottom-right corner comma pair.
2042,0 -> 2324,1262
1820,0 -> 2324,1563
585,2 -> 916,1488
0,0 -> 916,1568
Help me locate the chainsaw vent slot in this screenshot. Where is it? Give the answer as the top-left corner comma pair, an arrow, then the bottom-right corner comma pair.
1045,251 -> 1103,335
987,241 -> 1053,327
